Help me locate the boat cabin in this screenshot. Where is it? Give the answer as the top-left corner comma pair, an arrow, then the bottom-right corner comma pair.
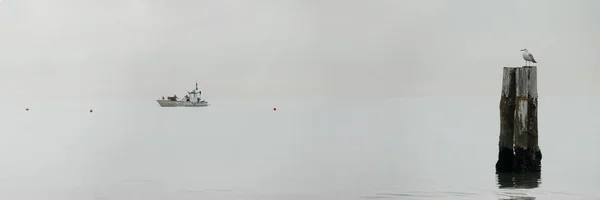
187,89 -> 202,102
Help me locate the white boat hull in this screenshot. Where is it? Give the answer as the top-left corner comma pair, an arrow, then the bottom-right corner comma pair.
157,100 -> 210,107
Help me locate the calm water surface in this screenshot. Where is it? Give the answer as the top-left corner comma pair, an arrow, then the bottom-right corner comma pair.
2,97 -> 600,200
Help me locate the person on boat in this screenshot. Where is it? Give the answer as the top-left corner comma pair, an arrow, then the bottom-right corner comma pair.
197,97 -> 200,102
162,96 -> 165,100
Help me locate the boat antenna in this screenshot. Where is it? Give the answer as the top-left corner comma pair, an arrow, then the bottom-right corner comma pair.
196,81 -> 198,91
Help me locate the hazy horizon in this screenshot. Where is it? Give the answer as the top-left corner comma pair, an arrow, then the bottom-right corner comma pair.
3,1 -> 600,199
1,0 -> 600,101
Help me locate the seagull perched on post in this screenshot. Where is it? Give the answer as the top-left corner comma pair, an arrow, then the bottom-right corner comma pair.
520,49 -> 537,66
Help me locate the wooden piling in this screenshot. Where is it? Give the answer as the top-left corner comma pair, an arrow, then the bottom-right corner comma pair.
513,67 -> 531,172
496,67 -> 516,173
526,66 -> 542,172
495,66 -> 541,173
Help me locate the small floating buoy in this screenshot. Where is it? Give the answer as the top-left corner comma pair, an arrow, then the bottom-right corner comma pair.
273,107 -> 277,111
25,108 -> 29,111
89,109 -> 93,113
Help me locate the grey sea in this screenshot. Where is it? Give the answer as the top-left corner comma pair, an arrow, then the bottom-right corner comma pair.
3,97 -> 599,200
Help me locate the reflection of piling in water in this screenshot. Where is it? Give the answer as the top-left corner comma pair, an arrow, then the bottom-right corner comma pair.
496,172 -> 541,189
496,66 -> 542,173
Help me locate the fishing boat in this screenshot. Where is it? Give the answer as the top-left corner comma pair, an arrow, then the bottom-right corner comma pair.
157,82 -> 210,107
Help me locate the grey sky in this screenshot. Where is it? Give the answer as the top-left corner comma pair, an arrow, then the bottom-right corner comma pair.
1,0 -> 599,102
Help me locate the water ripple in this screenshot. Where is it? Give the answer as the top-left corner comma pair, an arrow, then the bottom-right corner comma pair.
364,190 -> 479,199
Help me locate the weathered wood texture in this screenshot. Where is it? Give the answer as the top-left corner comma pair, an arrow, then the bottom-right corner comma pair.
526,66 -> 542,172
496,67 -> 516,173
495,66 -> 541,173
